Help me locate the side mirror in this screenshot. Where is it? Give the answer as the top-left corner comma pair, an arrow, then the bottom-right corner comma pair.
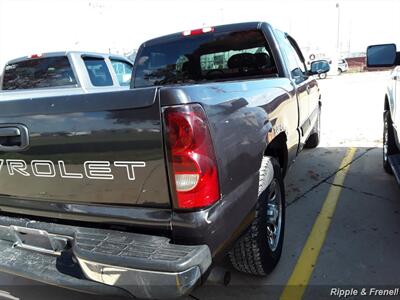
309,60 -> 330,75
367,44 -> 397,67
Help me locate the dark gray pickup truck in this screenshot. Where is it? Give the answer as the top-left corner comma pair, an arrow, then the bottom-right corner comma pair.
0,22 -> 329,299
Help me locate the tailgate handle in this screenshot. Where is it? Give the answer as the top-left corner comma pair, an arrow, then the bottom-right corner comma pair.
0,124 -> 29,152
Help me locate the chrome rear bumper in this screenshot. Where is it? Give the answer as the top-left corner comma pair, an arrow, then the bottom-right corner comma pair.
0,215 -> 212,299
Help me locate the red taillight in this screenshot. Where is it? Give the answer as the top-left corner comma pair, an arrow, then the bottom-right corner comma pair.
164,104 -> 220,209
29,54 -> 42,59
182,27 -> 214,36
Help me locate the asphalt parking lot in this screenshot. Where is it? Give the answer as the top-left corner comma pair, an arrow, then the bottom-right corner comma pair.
1,71 -> 399,300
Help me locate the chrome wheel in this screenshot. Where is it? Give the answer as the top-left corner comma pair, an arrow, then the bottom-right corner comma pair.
383,111 -> 396,174
266,179 -> 282,251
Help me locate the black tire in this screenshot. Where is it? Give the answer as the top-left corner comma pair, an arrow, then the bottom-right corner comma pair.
318,73 -> 327,79
305,107 -> 321,148
337,68 -> 343,75
229,157 -> 285,276
383,110 -> 398,174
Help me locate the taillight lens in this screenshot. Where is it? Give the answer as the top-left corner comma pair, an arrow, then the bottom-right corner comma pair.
164,104 -> 220,209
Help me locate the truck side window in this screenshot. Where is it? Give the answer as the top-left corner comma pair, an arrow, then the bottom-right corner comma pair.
275,31 -> 307,84
111,59 -> 133,86
83,57 -> 113,87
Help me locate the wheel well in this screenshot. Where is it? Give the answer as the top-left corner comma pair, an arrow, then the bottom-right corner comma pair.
384,96 -> 390,111
264,132 -> 288,177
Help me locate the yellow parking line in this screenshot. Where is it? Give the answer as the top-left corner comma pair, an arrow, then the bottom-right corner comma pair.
280,147 -> 357,300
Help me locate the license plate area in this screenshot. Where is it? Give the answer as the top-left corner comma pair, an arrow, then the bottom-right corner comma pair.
10,225 -> 71,256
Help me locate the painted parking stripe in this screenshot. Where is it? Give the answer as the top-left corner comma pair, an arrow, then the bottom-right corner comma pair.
280,147 -> 357,300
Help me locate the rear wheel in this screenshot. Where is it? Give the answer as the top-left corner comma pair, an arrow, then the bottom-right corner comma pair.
383,111 -> 398,174
337,68 -> 343,75
229,157 -> 285,275
318,73 -> 327,79
305,107 -> 321,148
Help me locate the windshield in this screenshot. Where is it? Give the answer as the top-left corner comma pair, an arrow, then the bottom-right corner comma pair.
134,29 -> 278,87
2,56 -> 77,91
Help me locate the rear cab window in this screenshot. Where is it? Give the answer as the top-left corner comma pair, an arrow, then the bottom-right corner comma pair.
82,57 -> 113,87
1,56 -> 77,91
134,29 -> 278,87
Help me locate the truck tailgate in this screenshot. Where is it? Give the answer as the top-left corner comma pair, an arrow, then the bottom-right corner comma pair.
0,88 -> 171,208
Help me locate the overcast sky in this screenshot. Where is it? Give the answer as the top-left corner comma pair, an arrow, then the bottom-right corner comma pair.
1,0 -> 400,68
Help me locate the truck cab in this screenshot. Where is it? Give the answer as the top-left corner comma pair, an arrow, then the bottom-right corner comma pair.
0,51 -> 133,101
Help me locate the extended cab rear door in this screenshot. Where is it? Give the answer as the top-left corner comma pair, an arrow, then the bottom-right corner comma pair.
275,31 -> 315,144
286,35 -> 320,139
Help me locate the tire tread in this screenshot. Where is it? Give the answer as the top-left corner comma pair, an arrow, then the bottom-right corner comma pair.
229,157 -> 284,276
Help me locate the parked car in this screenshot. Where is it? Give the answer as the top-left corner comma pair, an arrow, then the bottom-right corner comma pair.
338,58 -> 349,74
310,58 -> 347,78
367,44 -> 400,178
0,22 -> 329,299
0,51 -> 133,101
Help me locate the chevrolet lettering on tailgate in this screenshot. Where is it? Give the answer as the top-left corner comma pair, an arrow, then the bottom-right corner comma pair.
0,160 -> 146,180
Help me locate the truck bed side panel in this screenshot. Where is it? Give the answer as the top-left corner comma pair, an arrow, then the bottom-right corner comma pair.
160,78 -> 297,254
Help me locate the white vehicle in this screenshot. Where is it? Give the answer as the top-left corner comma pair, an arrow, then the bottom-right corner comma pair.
0,51 -> 133,100
338,58 -> 349,74
367,44 -> 400,178
309,57 -> 348,78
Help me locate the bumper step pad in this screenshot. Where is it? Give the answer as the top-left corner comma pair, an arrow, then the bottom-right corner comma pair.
74,229 -> 210,273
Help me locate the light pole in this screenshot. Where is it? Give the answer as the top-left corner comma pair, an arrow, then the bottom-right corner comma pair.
347,21 -> 352,57
336,3 -> 340,56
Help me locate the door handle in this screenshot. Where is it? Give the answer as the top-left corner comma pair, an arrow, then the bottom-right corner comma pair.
0,124 -> 29,152
0,127 -> 21,137
306,85 -> 311,94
